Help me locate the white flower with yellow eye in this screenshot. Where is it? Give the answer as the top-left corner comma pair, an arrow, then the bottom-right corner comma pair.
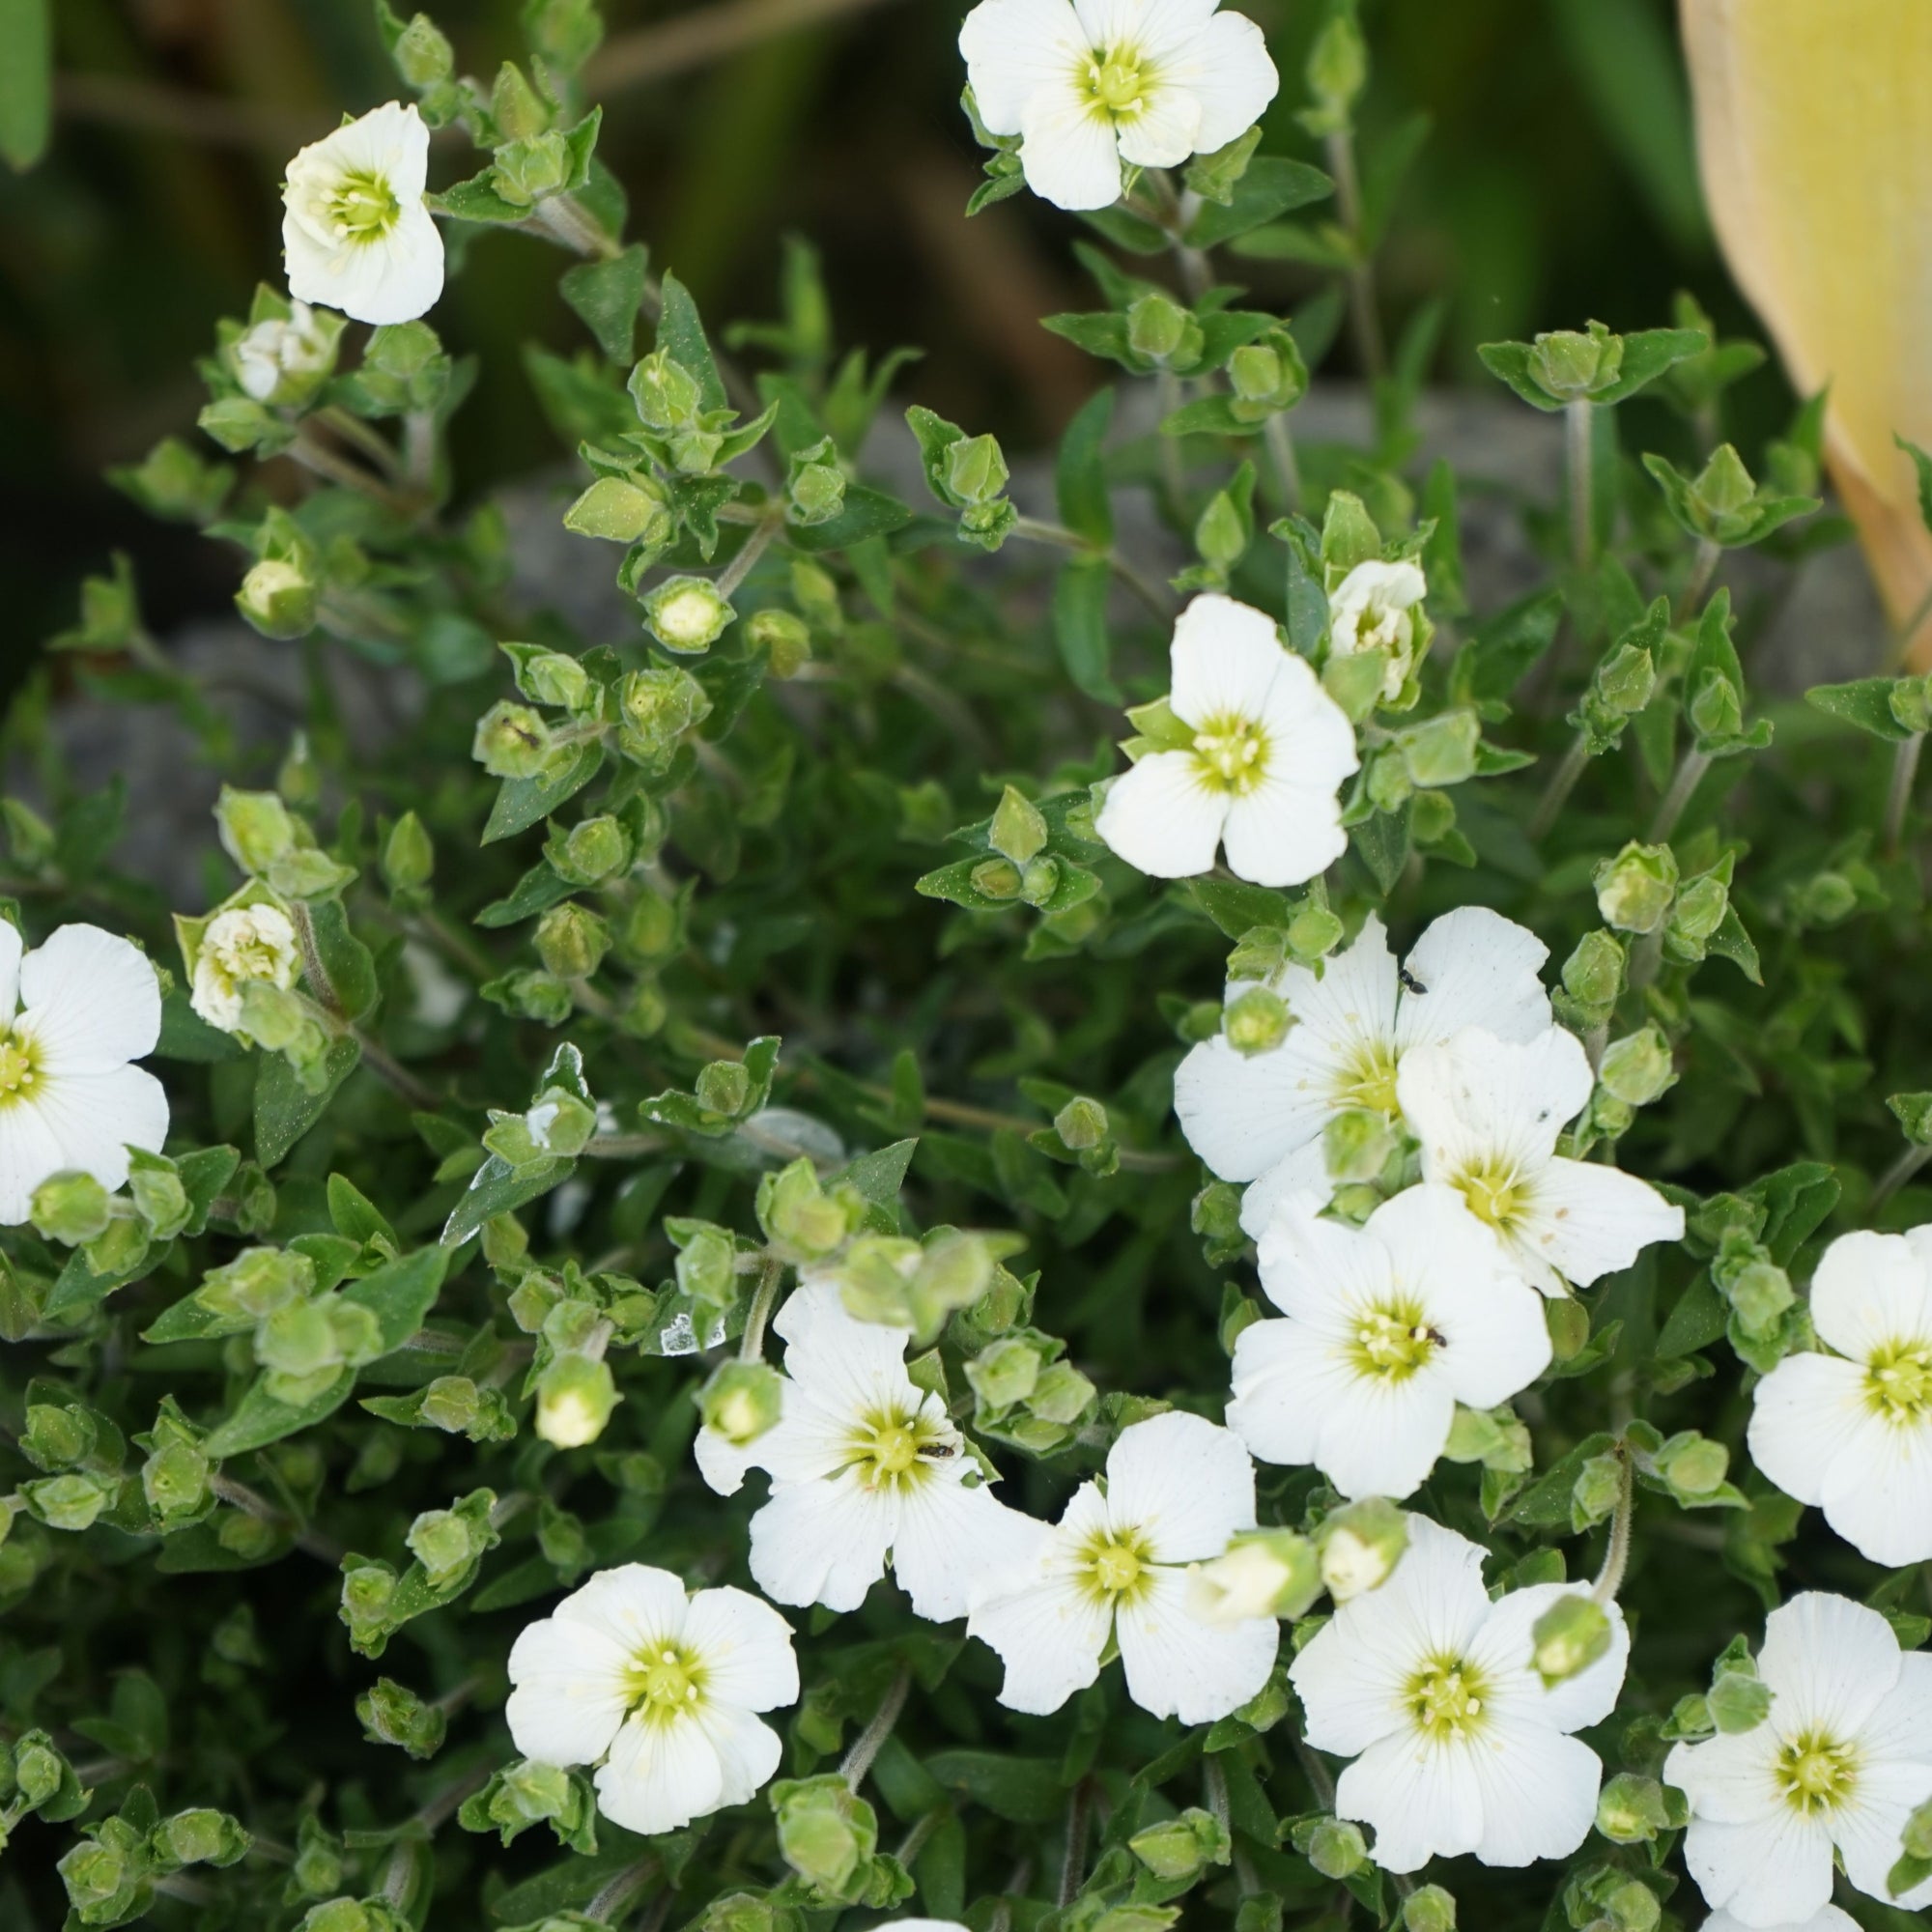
1327,558 -> 1429,701
189,904 -> 301,1035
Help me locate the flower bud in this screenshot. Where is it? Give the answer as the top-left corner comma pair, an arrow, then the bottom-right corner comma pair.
1593,840 -> 1679,934
1403,1886 -> 1457,1932
1604,1879 -> 1661,1932
1188,1527 -> 1322,1624
1223,985 -> 1292,1056
472,700 -> 554,780
340,1563 -> 398,1647
1659,1432 -> 1729,1499
258,1298 -> 341,1381
30,1172 -> 112,1247
1129,1806 -> 1231,1881
156,1806 -> 250,1868
1398,710 -> 1480,787
971,856 -> 1022,900
489,1757 -> 577,1836
381,810 -> 435,895
1195,489 -> 1248,572
773,1775 -> 876,1897
1667,871 -> 1729,953
536,1353 -> 620,1448
1597,640 -> 1657,718
143,1438 -> 212,1523
357,1677 -> 447,1759
1302,1817 -> 1367,1880
1323,1107 -> 1397,1184
1596,1772 -> 1672,1844
1530,1592 -> 1612,1686
552,814 -> 630,886
565,474 -> 674,546
1789,869 -> 1859,925
58,1835 -> 137,1920
1708,1664 -> 1774,1733
966,1335 -> 1041,1411
699,1360 -> 785,1444
944,434 -> 1009,507
1027,1358 -> 1096,1426
1527,323 -> 1623,402
394,14 -> 454,85
785,440 -> 847,526
617,666 -> 711,768
1720,1256 -> 1793,1337
630,350 -> 704,430
23,1472 -> 115,1532
1054,1095 -> 1108,1151
234,301 -> 342,407
491,130 -> 572,207
1319,1497 -> 1407,1600
1125,292 -> 1198,365
1599,1027 -> 1675,1107
748,607 -> 813,676
237,556 -> 319,640
696,1059 -> 753,1118
200,1245 -> 315,1320
1561,929 -> 1625,1010
23,1403 -> 96,1470
642,575 -> 735,655
758,1159 -> 852,1260
676,1226 -> 739,1307
534,901 -> 611,981
406,1505 -> 485,1589
1572,1450 -> 1626,1528
1287,903 -> 1345,960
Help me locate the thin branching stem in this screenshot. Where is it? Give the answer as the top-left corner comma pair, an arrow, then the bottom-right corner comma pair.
1565,400 -> 1595,570
1530,734 -> 1592,842
1649,748 -> 1712,844
738,1257 -> 784,1363
1884,732 -> 1924,858
1593,1444 -> 1636,1605
840,1662 -> 912,1790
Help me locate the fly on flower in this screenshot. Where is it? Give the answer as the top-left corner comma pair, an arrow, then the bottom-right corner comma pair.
966,1410 -> 1278,1723
1175,907 -> 1553,1236
1094,593 -> 1359,889
957,0 -> 1280,213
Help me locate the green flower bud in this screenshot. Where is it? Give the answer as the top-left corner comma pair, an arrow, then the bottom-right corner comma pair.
407,1505 -> 483,1588
1708,1664 -> 1774,1733
1303,1816 -> 1367,1880
357,1676 -> 448,1759
553,814 -> 631,886
617,666 -> 711,768
1572,1450 -> 1626,1527
58,1835 -> 136,1919
237,556 -> 320,639
1129,1806 -> 1231,1881
696,1059 -> 753,1118
565,473 -> 675,546
1397,710 -> 1480,787
989,784 -> 1049,865
490,1757 -> 576,1832
965,1335 -> 1041,1411
676,1226 -> 739,1307
693,1893 -> 787,1932
1719,1256 -> 1793,1337
1319,1496 -> 1407,1600
22,1403 -> 96,1469
1659,1432 -> 1729,1499
1195,489 -> 1248,572
417,1377 -> 486,1435
971,855 -> 1022,900
535,901 -> 611,980
13,1733 -> 67,1807
156,1805 -> 250,1868
215,785 -> 300,874
1229,342 -> 1285,404
748,607 -> 813,676
515,647 -> 594,711
298,1899 -> 377,1932
773,1775 -> 876,1897
1323,1107 -> 1397,1184
786,440 -> 847,526
1667,871 -> 1730,952
486,967 -> 573,1024
23,1472 -> 114,1532
1901,1793 -> 1932,1861
944,433 -> 1009,507
1527,322 -> 1623,403
1593,840 -> 1679,934
29,1169 -> 111,1246
1403,1886 -> 1456,1932
642,576 -> 734,654
394,14 -> 454,86
258,1299 -> 341,1380
381,810 -> 435,895
1303,11 -> 1367,129
759,1159 -> 852,1260
218,1509 -> 281,1559
1055,1095 -> 1108,1151
514,1087 -> 597,1160
1287,903 -> 1346,960
1599,1027 -> 1675,1107
699,1360 -> 785,1444
1027,1358 -> 1097,1426
790,558 -> 840,625
491,129 -> 572,207
630,351 -> 704,430
1125,292 -> 1199,366
1531,1592 -> 1613,1685
143,1438 -> 212,1522
1188,1527 -> 1322,1624
1604,1878 -> 1661,1932
472,700 -> 554,780
1790,869 -> 1859,925
536,1353 -> 620,1449
1562,930 -> 1626,1009
1596,1772 -> 1673,1844
616,887 -> 680,962
341,1563 -> 398,1643
1225,986 -> 1292,1056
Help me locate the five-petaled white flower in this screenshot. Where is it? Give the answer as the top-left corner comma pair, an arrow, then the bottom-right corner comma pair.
1327,558 -> 1430,702
1701,1914 -> 1857,1932
958,0 -> 1279,213
1291,1514 -> 1630,1873
0,923 -> 168,1227
1230,1186 -> 1552,1500
1175,907 -> 1553,1237
1094,593 -> 1358,889
1664,1592 -> 1932,1926
506,1563 -> 798,1837
190,904 -> 302,1035
1398,1024 -> 1685,1297
694,1280 -> 1031,1621
282,101 -> 444,327
233,301 -> 338,405
1747,1226 -> 1932,1567
966,1410 -> 1278,1722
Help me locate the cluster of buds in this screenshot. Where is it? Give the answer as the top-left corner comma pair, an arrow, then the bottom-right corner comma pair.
906,406 -> 1016,550
1561,1864 -> 1666,1932
1478,318 -> 1709,412
917,782 -> 1105,925
340,1488 -> 501,1659
1571,602 -> 1663,756
355,1677 -> 448,1760
1644,442 -> 1818,550
1128,1805 -> 1233,1883
963,1327 -> 1097,1455
769,1775 -> 905,1910
457,1756 -> 598,1854
1595,1771 -> 1689,1846
29,1144 -> 193,1282
58,1801 -> 250,1925
1553,929 -> 1626,1036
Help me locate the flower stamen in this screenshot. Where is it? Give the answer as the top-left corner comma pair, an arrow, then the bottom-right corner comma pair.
1192,712 -> 1270,795
0,1035 -> 43,1110
1453,1153 -> 1528,1235
1773,1729 -> 1859,1815
1406,1655 -> 1489,1743
1349,1300 -> 1438,1382
1864,1340 -> 1932,1424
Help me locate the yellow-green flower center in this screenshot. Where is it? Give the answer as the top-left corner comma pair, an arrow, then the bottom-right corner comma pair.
624,1641 -> 706,1727
1774,1730 -> 1859,1815
846,1406 -> 952,1493
1192,713 -> 1270,795
328,169 -> 402,243
1079,1527 -> 1155,1604
1865,1340 -> 1932,1424
1350,1299 -> 1438,1382
1084,47 -> 1151,116
1406,1656 -> 1490,1743
1333,1041 -> 1401,1117
1454,1154 -> 1528,1235
0,1034 -> 43,1111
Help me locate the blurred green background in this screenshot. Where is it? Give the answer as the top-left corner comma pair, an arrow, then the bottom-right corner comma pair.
0,0 -> 1774,692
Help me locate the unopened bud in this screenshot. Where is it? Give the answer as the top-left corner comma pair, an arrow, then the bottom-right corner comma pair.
534,901 -> 610,980
944,434 -> 1009,507
965,1336 -> 1041,1411
1224,985 -> 1291,1055
237,557 -> 319,640
1054,1095 -> 1108,1151
1319,1497 -> 1407,1601
1599,1027 -> 1675,1107
1659,1432 -> 1728,1499
748,607 -> 812,676
1708,1665 -> 1774,1734
1530,1592 -> 1612,1686
536,1353 -> 620,1449
1188,1527 -> 1321,1624
472,700 -> 554,780
699,1361 -> 784,1445
1403,1886 -> 1457,1932
30,1172 -> 112,1246
1126,292 -> 1197,365
1596,1772 -> 1672,1844
1594,840 -> 1679,934
1129,1806 -> 1231,1881
1303,1817 -> 1367,1880
696,1059 -> 753,1118
1562,929 -> 1625,1010
1528,323 -> 1622,402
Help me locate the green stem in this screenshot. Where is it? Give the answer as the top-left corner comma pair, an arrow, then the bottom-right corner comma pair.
586,1857 -> 659,1925
1565,400 -> 1595,570
1009,517 -> 1176,621
532,191 -> 623,261
1325,128 -> 1384,380
1058,1777 -> 1093,1907
210,1473 -> 343,1564
1873,1142 -> 1932,1213
738,1257 -> 784,1363
840,1662 -> 912,1790
1530,734 -> 1592,841
1263,411 -> 1303,516
1677,537 -> 1723,621
1884,731 -> 1924,858
1649,748 -> 1712,844
716,511 -> 781,600
1592,1444 -> 1635,1605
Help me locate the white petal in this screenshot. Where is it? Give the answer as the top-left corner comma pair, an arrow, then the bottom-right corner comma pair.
1468,1583 -> 1631,1734
1104,1409 -> 1254,1562
1094,753 -> 1227,878
1400,1025 -> 1595,1177
504,1615 -> 634,1768
1808,1229 -> 1932,1361
1700,1910 -> 1859,1932
1253,646 -> 1361,796
1816,1409 -> 1932,1567
891,1475 -> 1039,1622
696,1701 -> 785,1810
22,1065 -> 170,1196
1219,777 -> 1348,888
354,205 -> 444,327
554,1563 -> 691,1655
1237,1138 -> 1337,1236
1833,1754 -> 1932,1903
1746,1352 -> 1867,1509
1515,1156 -> 1685,1291
777,1284 -> 917,1439
1117,1567 -> 1277,1723
1167,593 -> 1291,726
968,1567 -> 1111,1715
1172,1036 -> 1334,1185
1465,1720 -> 1605,1866
959,0 -> 1089,132
1851,1649 -> 1932,1767
0,1103 -> 71,1227
681,1586 -> 798,1714
1072,0 -> 1214,47
595,1710 -> 724,1834
1335,1732 -> 1484,1871
1310,1365 -> 1454,1502
18,924 -> 162,1070
1396,906 -> 1552,1055
1757,1591 -> 1901,1737
1662,1730 -> 1782,1827
0,918 -> 19,1021
1227,1317 -> 1340,1469
1679,1809 -> 1836,1928
1113,79 -> 1204,168
1017,89 -> 1125,211
749,1467 -> 896,1612
1162,7 -> 1280,151
694,1421 -> 761,1497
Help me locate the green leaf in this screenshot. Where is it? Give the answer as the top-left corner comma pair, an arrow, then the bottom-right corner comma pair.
831,1139 -> 919,1206
559,242 -> 650,362
441,1152 -> 577,1247
428,172 -> 530,225
255,1037 -> 362,1169
307,899 -> 379,1022
1656,1272 -> 1726,1359
1352,806 -> 1411,896
1186,876 -> 1293,939
1804,677 -> 1915,744
0,0 -> 52,172
476,861 -> 575,928
484,741 -> 607,843
340,1247 -> 449,1352
655,270 -> 728,414
1454,589 -> 1563,702
1186,156 -> 1332,248
1052,556 -> 1118,703
923,1751 -> 1064,1824
785,485 -> 914,554
1056,387 -> 1115,548
202,1368 -> 357,1460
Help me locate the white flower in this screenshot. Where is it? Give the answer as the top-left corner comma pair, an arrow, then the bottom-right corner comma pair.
694,1280 -> 1032,1621
282,101 -> 443,327
966,1410 -> 1278,1723
1327,558 -> 1429,701
958,0 -> 1279,213
1747,1227 -> 1932,1566
1230,1185 -> 1552,1499
0,923 -> 168,1227
1701,1914 -> 1858,1932
506,1563 -> 797,1837
1664,1592 -> 1932,1926
189,904 -> 301,1034
1290,1515 -> 1630,1873
1094,594 -> 1358,889
233,300 -> 337,404
1398,1024 -> 1685,1297
1175,907 -> 1553,1237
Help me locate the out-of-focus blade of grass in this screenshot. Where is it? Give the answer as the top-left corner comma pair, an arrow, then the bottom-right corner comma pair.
0,0 -> 53,171
1551,0 -> 1708,255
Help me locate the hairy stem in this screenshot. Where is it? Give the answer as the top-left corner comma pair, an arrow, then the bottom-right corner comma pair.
1530,734 -> 1592,841
210,1473 -> 344,1565
840,1662 -> 912,1789
716,512 -> 781,601
1565,400 -> 1595,570
1325,128 -> 1385,380
1593,1444 -> 1636,1605
1263,411 -> 1303,516
1884,731 -> 1924,858
1009,517 -> 1176,622
1677,537 -> 1724,621
1058,1777 -> 1093,1907
738,1257 -> 784,1363
1873,1142 -> 1932,1213
1649,748 -> 1712,844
